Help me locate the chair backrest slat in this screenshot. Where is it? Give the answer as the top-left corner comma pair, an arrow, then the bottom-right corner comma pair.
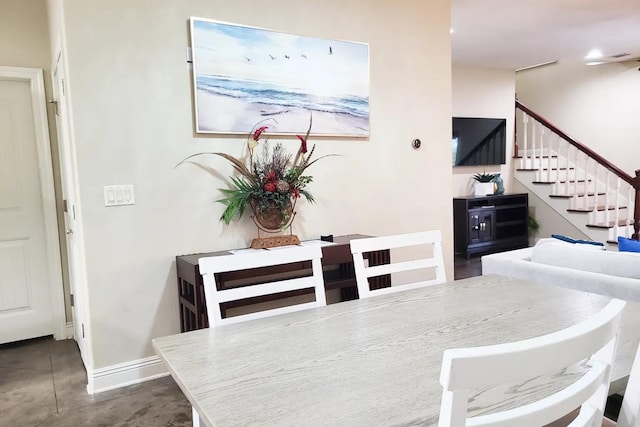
438,299 -> 626,427
618,341 -> 640,427
350,230 -> 446,299
199,246 -> 326,326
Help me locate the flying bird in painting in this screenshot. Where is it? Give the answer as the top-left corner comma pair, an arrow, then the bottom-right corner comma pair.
328,46 -> 333,55
269,54 -> 276,60
284,55 -> 290,59
244,57 -> 251,62
301,54 -> 307,59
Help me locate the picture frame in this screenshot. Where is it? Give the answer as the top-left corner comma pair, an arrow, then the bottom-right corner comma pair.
189,17 -> 370,137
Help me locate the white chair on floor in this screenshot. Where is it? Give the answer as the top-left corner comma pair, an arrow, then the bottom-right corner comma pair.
438,299 -> 627,427
199,244 -> 327,326
350,230 -> 446,299
616,340 -> 640,427
190,245 -> 327,425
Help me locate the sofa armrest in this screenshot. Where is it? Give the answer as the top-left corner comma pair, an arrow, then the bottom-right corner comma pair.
481,248 -> 533,275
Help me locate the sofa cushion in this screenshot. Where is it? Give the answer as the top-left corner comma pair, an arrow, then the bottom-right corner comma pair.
532,242 -> 640,279
535,237 -> 604,251
550,234 -> 605,248
618,236 -> 640,253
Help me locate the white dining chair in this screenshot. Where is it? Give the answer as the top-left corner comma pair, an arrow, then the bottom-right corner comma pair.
191,245 -> 327,426
438,298 -> 627,427
199,244 -> 327,326
616,339 -> 640,427
350,230 -> 446,299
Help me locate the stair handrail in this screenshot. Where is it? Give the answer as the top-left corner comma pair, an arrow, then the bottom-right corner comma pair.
516,99 -> 640,240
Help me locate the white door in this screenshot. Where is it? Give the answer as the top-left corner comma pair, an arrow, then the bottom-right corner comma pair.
52,52 -> 87,362
0,68 -> 64,344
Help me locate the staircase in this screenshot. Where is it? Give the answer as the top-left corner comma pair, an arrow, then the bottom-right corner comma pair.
514,100 -> 640,247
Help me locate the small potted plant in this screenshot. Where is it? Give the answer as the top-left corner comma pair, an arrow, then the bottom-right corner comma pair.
472,172 -> 497,196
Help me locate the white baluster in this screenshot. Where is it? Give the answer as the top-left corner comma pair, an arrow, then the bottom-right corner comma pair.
546,132 -> 552,183
531,120 -> 536,171
583,153 -> 589,209
537,127 -> 544,180
523,115 -> 529,169
614,177 -> 621,238
555,135 -> 561,187
591,163 -> 599,215
604,169 -> 611,226
565,143 -> 571,196
628,185 -> 634,237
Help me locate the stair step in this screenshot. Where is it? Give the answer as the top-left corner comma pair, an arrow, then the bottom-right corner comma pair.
549,192 -> 606,199
567,205 -> 627,213
532,179 -> 593,184
586,219 -> 632,229
513,155 -> 558,159
516,168 -> 575,172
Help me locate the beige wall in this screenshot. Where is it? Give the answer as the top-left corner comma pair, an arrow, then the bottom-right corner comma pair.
516,60 -> 640,176
0,0 -> 71,322
59,0 -> 453,368
451,65 -> 516,197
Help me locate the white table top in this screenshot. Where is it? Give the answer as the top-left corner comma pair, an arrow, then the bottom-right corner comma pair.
153,274 -> 640,427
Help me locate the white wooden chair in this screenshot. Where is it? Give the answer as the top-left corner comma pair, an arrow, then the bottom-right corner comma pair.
616,339 -> 640,427
198,245 -> 327,327
191,245 -> 327,425
438,299 -> 627,427
349,230 -> 446,299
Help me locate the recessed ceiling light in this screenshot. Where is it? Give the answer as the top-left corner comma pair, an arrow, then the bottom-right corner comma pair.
585,49 -> 603,60
450,28 -> 455,34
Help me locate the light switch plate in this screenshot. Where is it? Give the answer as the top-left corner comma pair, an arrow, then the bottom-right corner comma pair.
104,185 -> 135,207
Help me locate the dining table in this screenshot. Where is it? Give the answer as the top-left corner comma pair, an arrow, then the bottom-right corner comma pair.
152,274 -> 640,427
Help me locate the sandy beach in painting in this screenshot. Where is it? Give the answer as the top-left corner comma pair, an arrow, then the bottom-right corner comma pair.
197,89 -> 369,136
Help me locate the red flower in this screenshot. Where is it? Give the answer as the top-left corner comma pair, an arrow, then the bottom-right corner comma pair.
266,170 -> 276,182
291,188 -> 300,198
253,126 -> 268,141
296,135 -> 308,154
264,182 -> 277,192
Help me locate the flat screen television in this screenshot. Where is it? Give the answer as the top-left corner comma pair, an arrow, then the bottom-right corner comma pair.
452,117 -> 506,166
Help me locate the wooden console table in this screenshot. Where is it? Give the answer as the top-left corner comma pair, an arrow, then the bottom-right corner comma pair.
175,234 -> 390,332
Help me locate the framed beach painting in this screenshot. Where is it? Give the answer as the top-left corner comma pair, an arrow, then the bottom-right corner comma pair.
189,17 -> 370,137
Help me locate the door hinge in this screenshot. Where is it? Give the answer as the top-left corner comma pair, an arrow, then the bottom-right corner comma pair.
70,293 -> 74,307
48,99 -> 59,116
63,199 -> 68,212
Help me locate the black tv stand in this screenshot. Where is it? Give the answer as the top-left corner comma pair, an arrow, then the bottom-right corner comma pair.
453,193 -> 529,259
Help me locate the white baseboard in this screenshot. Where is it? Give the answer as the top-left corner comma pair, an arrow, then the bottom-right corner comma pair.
65,322 -> 74,339
86,355 -> 169,395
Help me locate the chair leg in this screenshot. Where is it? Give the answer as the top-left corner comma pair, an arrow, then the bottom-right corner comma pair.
192,406 -> 203,427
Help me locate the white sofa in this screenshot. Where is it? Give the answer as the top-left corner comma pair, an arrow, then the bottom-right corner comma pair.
481,239 -> 640,302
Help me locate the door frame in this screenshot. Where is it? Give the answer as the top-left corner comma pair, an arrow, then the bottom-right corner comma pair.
0,66 -> 66,341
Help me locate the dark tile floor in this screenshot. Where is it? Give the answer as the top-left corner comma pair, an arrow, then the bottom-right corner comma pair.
454,255 -> 483,280
0,337 -> 191,427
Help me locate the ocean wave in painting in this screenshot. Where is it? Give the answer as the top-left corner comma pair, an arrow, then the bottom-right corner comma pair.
197,74 -> 369,120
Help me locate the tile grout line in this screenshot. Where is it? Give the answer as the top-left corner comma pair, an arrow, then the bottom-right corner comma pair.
47,340 -> 61,415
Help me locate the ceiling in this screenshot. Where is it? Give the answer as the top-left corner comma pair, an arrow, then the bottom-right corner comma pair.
451,0 -> 640,70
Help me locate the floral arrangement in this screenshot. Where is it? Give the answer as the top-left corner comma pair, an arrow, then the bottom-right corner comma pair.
178,115 -> 334,230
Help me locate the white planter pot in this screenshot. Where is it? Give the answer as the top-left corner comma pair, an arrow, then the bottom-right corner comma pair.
474,182 -> 495,196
